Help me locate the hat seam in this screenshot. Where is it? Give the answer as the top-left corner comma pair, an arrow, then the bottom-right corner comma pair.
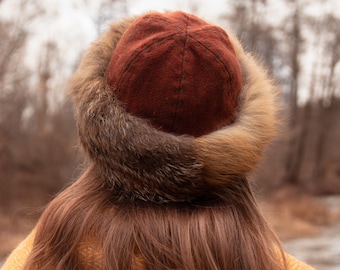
187,31 -> 235,84
112,13 -> 191,90
171,15 -> 189,133
115,32 -> 183,90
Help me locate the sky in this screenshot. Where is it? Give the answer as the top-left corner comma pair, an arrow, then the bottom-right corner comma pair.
1,0 -> 339,54
1,0 -> 339,103
0,0 -> 233,88
2,0 -> 339,65
0,0 -> 281,72
128,0 -> 228,19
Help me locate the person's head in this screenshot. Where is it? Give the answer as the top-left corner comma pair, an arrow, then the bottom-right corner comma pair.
24,11 -> 285,270
72,11 -> 279,204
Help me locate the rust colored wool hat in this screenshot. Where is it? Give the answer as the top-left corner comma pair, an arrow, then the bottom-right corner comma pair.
69,11 -> 279,203
106,12 -> 243,136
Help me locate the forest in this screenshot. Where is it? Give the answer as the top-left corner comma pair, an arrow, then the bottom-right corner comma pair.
0,0 -> 339,267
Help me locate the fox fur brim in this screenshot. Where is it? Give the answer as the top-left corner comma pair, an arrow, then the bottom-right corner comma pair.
68,13 -> 280,203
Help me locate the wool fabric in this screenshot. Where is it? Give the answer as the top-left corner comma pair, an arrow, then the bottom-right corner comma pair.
106,12 -> 242,137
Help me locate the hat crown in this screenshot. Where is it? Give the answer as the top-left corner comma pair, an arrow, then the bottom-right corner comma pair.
106,11 -> 242,136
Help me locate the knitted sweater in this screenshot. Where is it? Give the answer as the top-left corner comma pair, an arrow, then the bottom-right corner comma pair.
2,229 -> 315,270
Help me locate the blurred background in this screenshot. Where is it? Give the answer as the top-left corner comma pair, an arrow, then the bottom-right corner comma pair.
0,0 -> 339,269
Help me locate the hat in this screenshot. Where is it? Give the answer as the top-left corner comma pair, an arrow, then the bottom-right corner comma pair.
69,11 -> 279,203
106,12 -> 242,137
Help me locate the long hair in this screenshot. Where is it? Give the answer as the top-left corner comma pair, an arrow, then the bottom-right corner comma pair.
24,12 -> 287,270
23,164 -> 286,270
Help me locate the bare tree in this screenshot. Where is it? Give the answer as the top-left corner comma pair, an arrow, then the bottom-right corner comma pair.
312,14 -> 340,189
0,16 -> 30,209
225,0 -> 284,74
92,0 -> 128,34
0,0 -> 78,210
281,0 -> 307,186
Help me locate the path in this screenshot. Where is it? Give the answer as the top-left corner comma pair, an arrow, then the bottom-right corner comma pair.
284,196 -> 340,270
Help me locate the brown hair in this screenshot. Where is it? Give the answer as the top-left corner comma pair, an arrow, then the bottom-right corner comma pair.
23,12 -> 287,270
23,164 -> 286,270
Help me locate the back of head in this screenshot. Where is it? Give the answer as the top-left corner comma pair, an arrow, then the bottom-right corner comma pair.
24,11 -> 286,270
71,11 -> 279,203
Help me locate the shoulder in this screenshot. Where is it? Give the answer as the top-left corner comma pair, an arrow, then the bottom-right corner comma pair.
284,253 -> 315,270
2,229 -> 36,270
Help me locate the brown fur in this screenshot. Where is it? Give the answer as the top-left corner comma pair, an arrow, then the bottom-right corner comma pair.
195,36 -> 280,184
68,14 -> 279,203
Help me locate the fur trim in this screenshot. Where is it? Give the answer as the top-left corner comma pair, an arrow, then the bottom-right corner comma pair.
195,36 -> 279,184
68,15 -> 279,203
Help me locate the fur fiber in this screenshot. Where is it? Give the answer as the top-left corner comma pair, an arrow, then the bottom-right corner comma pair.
68,14 -> 279,203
